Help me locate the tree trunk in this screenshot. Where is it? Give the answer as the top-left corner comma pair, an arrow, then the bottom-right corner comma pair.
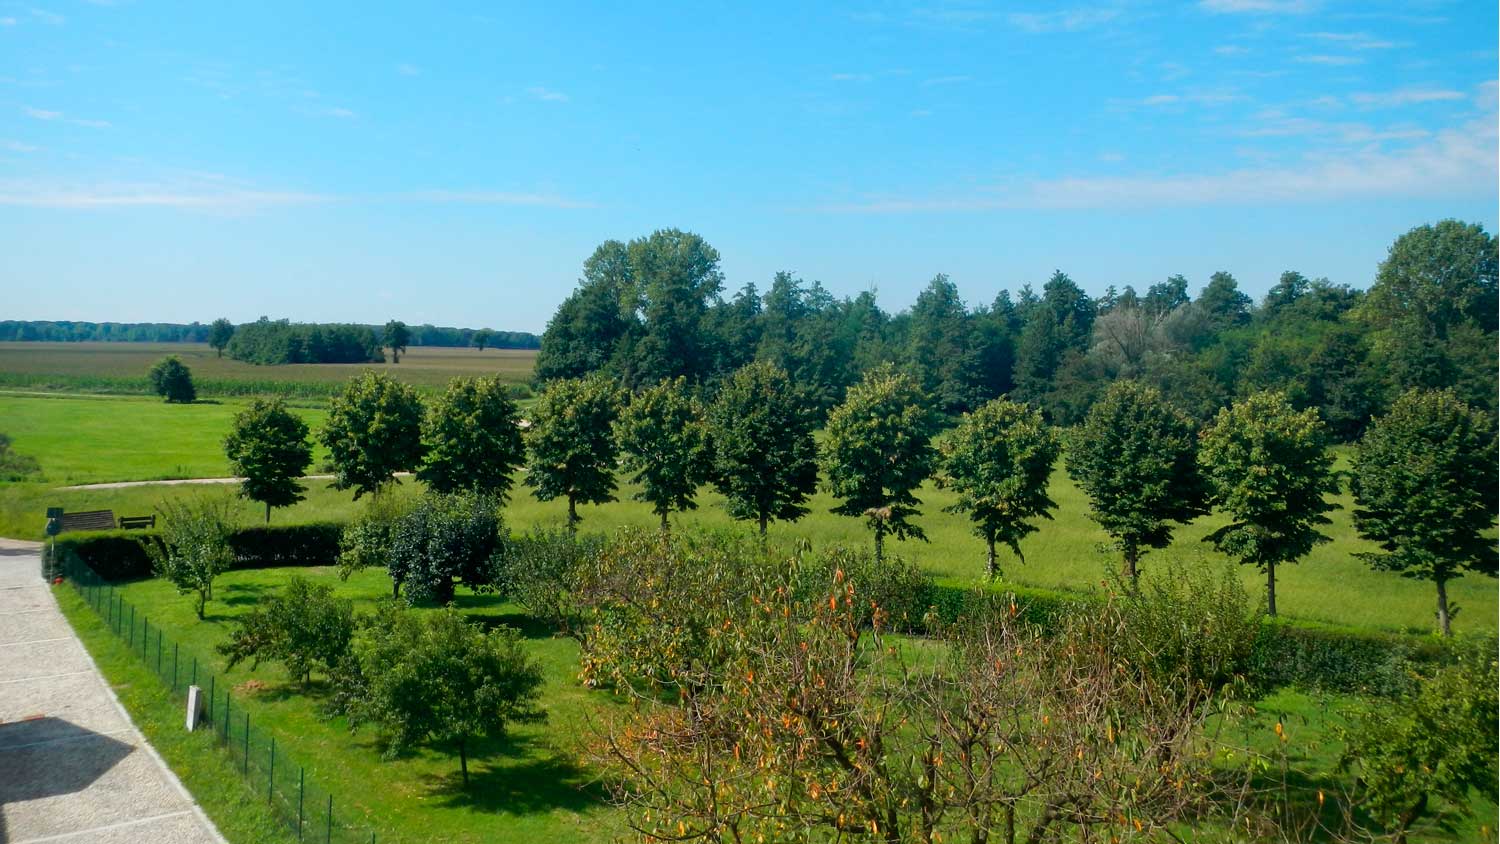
1266,562 -> 1277,617
458,736 -> 469,787
1123,542 -> 1139,584
195,590 -> 206,619
265,500 -> 272,524
567,496 -> 578,533
986,537 -> 998,581
874,525 -> 885,564
659,509 -> 670,533
758,512 -> 768,539
1436,578 -> 1451,637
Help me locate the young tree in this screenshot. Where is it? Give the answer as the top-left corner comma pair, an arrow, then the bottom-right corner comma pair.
321,372 -> 425,499
939,397 -> 1059,580
141,495 -> 236,619
821,364 -> 939,562
223,398 -> 314,523
387,491 -> 503,605
383,319 -> 411,363
1066,381 -> 1208,582
615,377 -> 709,531
418,377 -> 526,499
208,317 -> 235,357
337,493 -> 414,595
345,605 -> 544,787
148,355 -> 196,403
524,375 -> 622,530
1350,389 -> 1497,636
471,327 -> 494,351
218,576 -> 355,689
1198,390 -> 1337,616
706,361 -> 819,537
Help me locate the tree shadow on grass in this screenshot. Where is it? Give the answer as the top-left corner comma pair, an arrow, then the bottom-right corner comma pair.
466,610 -> 557,640
419,733 -> 608,815
217,581 -> 276,607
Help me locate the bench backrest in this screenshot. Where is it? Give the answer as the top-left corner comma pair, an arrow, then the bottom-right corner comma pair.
118,515 -> 156,530
57,510 -> 117,533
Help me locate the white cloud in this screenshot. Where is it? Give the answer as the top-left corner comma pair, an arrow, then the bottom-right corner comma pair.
0,16 -> 17,25
28,7 -> 64,24
1136,91 -> 1240,107
1008,7 -> 1121,33
1303,31 -> 1398,50
1199,0 -> 1312,13
1295,54 -> 1363,66
323,107 -> 356,119
2,140 -> 39,152
403,190 -> 595,209
830,72 -> 872,82
396,63 -> 421,77
1142,94 -> 1179,105
0,180 -> 331,210
23,106 -> 61,120
527,86 -> 569,103
23,106 -> 109,126
1349,88 -> 1464,108
819,114 -> 1494,212
1213,45 -> 1249,56
922,75 -> 972,87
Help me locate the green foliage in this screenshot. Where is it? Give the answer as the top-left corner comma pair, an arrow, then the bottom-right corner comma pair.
337,494 -> 413,587
821,363 -> 939,559
496,527 -> 603,637
471,327 -> 494,351
1340,648 -> 1499,841
907,273 -> 979,414
418,376 -> 526,498
342,604 -> 545,786
148,355 -> 196,403
1351,388 -> 1498,636
217,575 -> 355,688
320,372 -> 426,499
1066,380 -> 1207,579
1199,390 -> 1338,615
226,317 -> 384,365
141,494 -> 236,618
223,398 -> 314,522
207,317 -> 234,357
384,319 -> 410,363
939,397 -> 1059,579
387,491 -> 503,605
0,432 -> 41,481
524,374 -> 622,528
706,361 -> 820,535
615,377 -> 709,529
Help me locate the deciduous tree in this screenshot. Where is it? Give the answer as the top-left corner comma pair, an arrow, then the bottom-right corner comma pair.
387,491 -> 503,605
939,397 -> 1059,579
821,364 -> 939,561
383,319 -> 410,363
615,377 -> 709,531
1350,388 -> 1497,636
1198,390 -> 1337,616
706,362 -> 819,536
524,375 -> 622,529
418,377 -> 525,499
223,398 -> 314,523
321,372 -> 425,499
1066,381 -> 1207,582
218,575 -> 354,689
141,494 -> 235,619
148,355 -> 196,403
208,317 -> 234,357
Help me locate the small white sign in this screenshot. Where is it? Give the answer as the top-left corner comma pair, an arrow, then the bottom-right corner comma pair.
186,685 -> 203,731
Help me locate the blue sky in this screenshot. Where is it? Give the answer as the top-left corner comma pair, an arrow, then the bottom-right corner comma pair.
2,0 -> 1495,333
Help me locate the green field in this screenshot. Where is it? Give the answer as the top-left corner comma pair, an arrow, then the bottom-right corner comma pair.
3,390 -> 1494,634
0,342 -> 537,396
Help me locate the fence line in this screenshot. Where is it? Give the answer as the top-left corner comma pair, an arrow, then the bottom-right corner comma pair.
54,550 -> 384,844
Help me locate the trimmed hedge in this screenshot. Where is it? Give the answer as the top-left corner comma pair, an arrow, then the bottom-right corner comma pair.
47,522 -> 344,581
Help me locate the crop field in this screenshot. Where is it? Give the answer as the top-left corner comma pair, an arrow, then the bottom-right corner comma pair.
4,392 -> 1494,635
0,342 -> 537,397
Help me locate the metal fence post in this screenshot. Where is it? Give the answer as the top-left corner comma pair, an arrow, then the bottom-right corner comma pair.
129,604 -> 136,646
207,674 -> 215,722
268,737 -> 276,802
172,643 -> 179,691
243,712 -> 250,774
156,629 -> 163,675
326,795 -> 333,844
297,767 -> 305,841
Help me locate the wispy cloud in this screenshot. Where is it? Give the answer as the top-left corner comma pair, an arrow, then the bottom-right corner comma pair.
1303,31 -> 1398,50
1349,88 -> 1463,108
1008,7 -> 1121,33
23,105 -> 110,127
818,114 -> 1493,212
1295,54 -> 1363,66
1134,91 -> 1241,107
28,7 -> 65,24
23,106 -> 61,120
2,140 -> 40,152
0,16 -> 17,25
527,86 -> 569,103
829,72 -> 872,82
1200,0 -> 1312,13
1213,45 -> 1249,56
921,75 -> 972,87
402,190 -> 595,209
396,63 -> 421,77
0,180 -> 332,211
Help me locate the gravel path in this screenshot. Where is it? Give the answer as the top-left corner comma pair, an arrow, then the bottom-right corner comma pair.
56,472 -> 417,491
0,542 -> 224,844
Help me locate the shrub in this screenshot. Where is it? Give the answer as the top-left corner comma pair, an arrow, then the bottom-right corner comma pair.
387,492 -> 504,605
218,575 -> 355,689
148,355 -> 196,403
51,522 -> 345,581
0,433 -> 41,481
496,527 -> 603,637
141,495 -> 235,618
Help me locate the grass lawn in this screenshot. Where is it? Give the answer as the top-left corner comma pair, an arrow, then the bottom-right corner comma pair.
98,565 -> 623,844
0,342 -> 537,396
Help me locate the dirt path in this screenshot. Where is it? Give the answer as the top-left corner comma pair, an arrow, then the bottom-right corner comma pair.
0,545 -> 224,843
56,473 -> 409,491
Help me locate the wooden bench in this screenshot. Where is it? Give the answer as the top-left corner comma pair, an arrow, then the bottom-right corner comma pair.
118,515 -> 156,530
55,510 -> 116,533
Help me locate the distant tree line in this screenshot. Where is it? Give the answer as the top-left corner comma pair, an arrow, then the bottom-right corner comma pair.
0,319 -> 540,352
226,318 -> 386,365
537,221 -> 1497,439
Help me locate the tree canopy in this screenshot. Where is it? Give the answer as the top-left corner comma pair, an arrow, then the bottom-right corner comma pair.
223,398 -> 314,522
615,377 -> 709,530
418,377 -> 526,499
524,375 -> 622,529
321,372 -> 426,499
706,361 -> 820,536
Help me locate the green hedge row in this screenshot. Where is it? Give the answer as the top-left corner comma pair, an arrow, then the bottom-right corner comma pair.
47,523 -> 344,581
921,579 -> 1462,698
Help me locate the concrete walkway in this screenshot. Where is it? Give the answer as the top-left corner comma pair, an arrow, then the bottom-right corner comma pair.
0,541 -> 224,844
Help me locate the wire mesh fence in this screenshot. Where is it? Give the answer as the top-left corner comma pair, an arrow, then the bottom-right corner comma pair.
55,549 -> 384,844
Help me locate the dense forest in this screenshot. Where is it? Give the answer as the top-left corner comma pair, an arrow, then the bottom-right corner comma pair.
0,319 -> 540,350
536,220 -> 1498,440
